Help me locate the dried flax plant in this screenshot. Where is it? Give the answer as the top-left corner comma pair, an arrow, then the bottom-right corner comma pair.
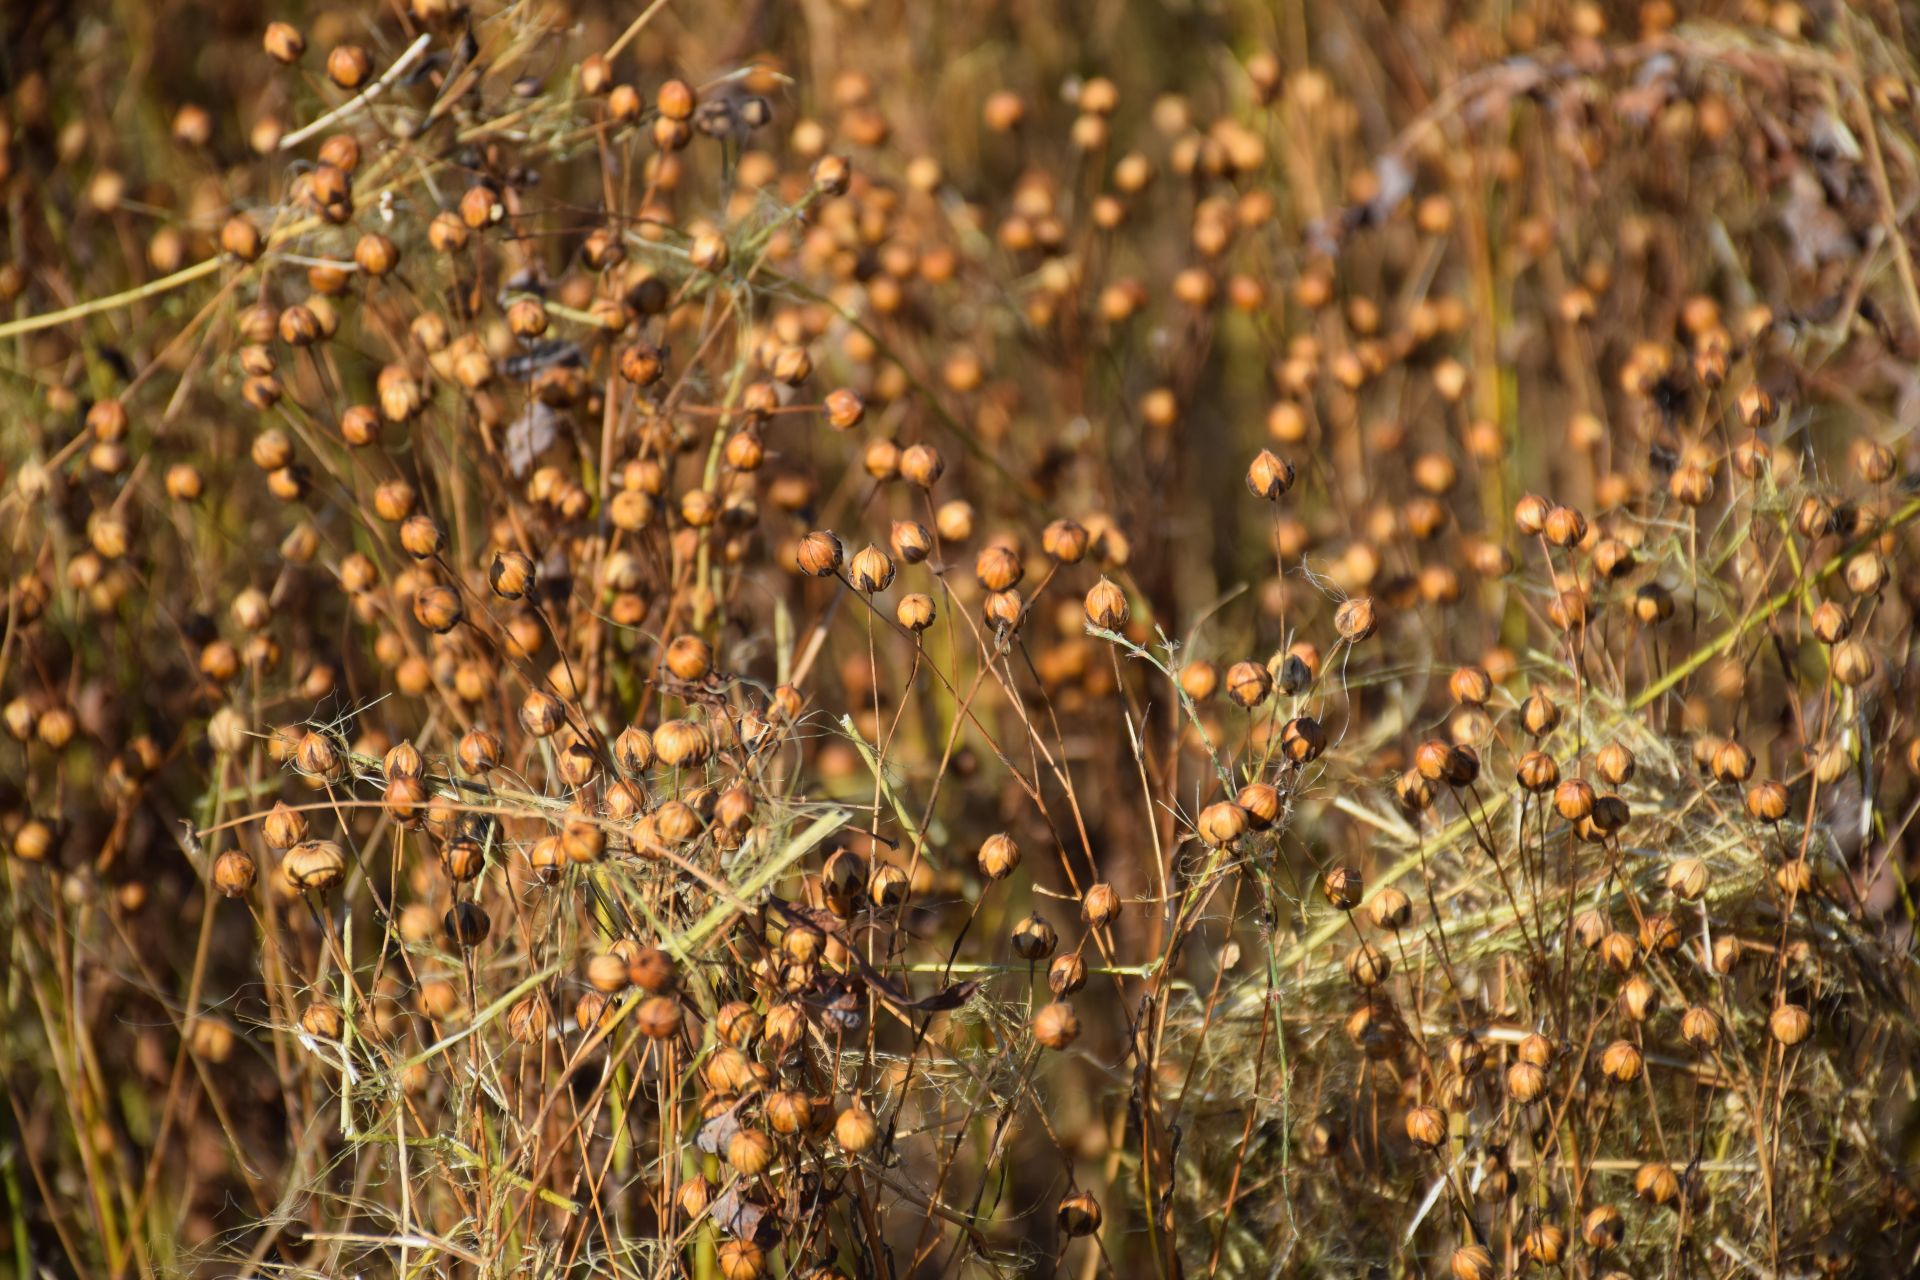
3,0 -> 1920,1278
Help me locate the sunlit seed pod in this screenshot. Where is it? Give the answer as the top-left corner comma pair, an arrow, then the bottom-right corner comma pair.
848,545 -> 895,593
1505,1060 -> 1547,1103
766,1089 -> 813,1135
1448,1245 -> 1494,1280
834,1103 -> 878,1152
780,920 -> 825,965
1830,638 -> 1875,687
1516,751 -> 1559,793
1322,866 -> 1363,911
824,387 -> 865,429
1396,769 -> 1435,813
1225,661 -> 1272,709
380,775 -> 427,828
868,863 -> 909,908
1179,661 -> 1219,703
1810,600 -> 1850,645
1638,912 -> 1681,954
1518,1033 -> 1555,1067
282,840 -> 347,893
1048,952 -> 1088,997
442,834 -> 486,882
1236,782 -> 1280,829
1080,883 -> 1121,928
583,952 -> 629,994
1448,665 -> 1492,707
1033,1000 -> 1080,1049
1635,1161 -> 1681,1208
1581,1204 -> 1624,1250
325,42 -> 372,89
188,1017 -> 236,1064
1010,913 -> 1057,961
763,1001 -> 805,1051
893,591 -> 936,632
263,20 -> 306,62
712,1002 -> 761,1051
1681,1005 -> 1722,1051
212,849 -> 256,897
456,728 -> 501,776
1751,775 -> 1789,825
526,836 -> 564,882
1554,778 -> 1595,822
1333,596 -> 1377,641
1598,931 -> 1636,974
1775,858 -> 1814,895
634,994 -> 682,1039
1345,943 -> 1391,988
1403,1104 -> 1446,1149
1620,974 -> 1659,1022
1245,449 -> 1296,499
1057,1190 -> 1102,1238
1368,886 -> 1411,930
1666,857 -> 1710,901
518,690 -> 565,739
653,719 -> 711,768
1196,801 -> 1250,848
1521,1224 -> 1567,1267
977,833 -> 1020,880
1084,577 -> 1129,630
1705,740 -> 1754,787
725,1127 -> 774,1176
458,183 -> 500,231
663,635 -> 713,682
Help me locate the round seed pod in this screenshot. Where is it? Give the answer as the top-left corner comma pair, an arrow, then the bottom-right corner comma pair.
1554,778 -> 1595,821
1522,1224 -> 1566,1267
1403,1104 -> 1446,1149
1237,782 -> 1280,828
1581,1204 -> 1624,1250
1322,866 -> 1363,910
1057,1191 -> 1102,1238
212,849 -> 257,897
635,995 -> 682,1039
1596,741 -> 1635,785
1665,857 -> 1709,901
1689,1005 -> 1735,1059
1084,577 -> 1129,630
1196,802 -> 1250,848
726,1128 -> 774,1175
1048,952 -> 1088,996
283,840 -> 347,893
1081,883 -> 1121,927
1516,751 -> 1560,793
1599,1039 -> 1643,1084
715,1239 -> 763,1280
443,901 -> 490,948
1011,913 -> 1057,961
1033,1001 -> 1080,1049
834,1103 -> 877,1152
977,833 -> 1019,880
263,21 -> 306,63
1368,886 -> 1412,930
1769,1003 -> 1812,1046
848,545 -> 895,592
1345,943 -> 1391,988
1635,1161 -> 1681,1207
1042,519 -> 1090,563
1449,1245 -> 1495,1280
1505,1066 -> 1551,1105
